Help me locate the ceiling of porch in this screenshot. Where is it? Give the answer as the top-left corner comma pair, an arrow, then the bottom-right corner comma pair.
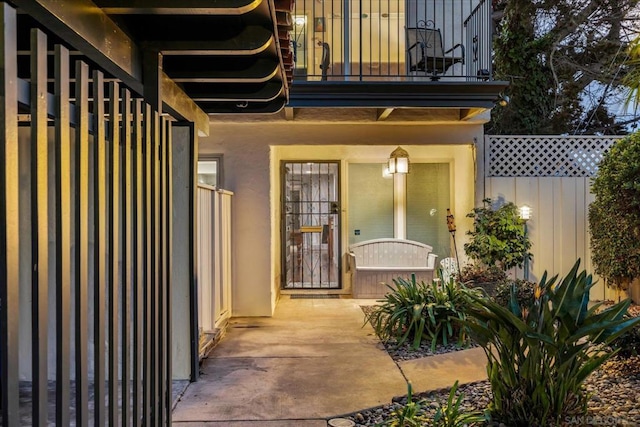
13,0 -> 293,122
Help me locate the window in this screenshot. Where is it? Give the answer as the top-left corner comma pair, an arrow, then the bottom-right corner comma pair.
197,155 -> 223,188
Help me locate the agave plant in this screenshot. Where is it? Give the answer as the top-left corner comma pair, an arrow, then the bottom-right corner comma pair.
365,274 -> 477,350
464,260 -> 640,426
365,274 -> 433,349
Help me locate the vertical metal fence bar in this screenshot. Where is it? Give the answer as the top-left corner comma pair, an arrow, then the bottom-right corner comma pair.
74,59 -> 90,427
93,69 -> 107,427
54,43 -> 71,427
132,99 -> 143,427
188,124 -> 199,382
121,88 -> 132,427
143,102 -> 152,423
165,119 -> 173,425
0,3 -> 20,425
30,27 -> 49,427
151,110 -> 160,424
159,116 -> 168,425
107,80 -> 121,426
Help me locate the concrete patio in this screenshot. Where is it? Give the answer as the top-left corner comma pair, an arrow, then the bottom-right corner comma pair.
171,296 -> 488,426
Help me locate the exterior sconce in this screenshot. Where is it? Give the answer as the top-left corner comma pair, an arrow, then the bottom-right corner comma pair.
519,204 -> 532,280
388,146 -> 409,174
497,93 -> 510,107
382,165 -> 393,179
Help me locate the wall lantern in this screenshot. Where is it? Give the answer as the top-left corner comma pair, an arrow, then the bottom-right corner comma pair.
519,205 -> 532,221
388,146 -> 409,174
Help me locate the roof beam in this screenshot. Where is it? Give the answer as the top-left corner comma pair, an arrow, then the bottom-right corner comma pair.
284,107 -> 295,120
459,108 -> 486,121
99,0 -> 266,15
377,108 -> 394,121
12,0 -> 143,95
161,73 -> 209,136
143,27 -> 275,56
12,0 -> 209,131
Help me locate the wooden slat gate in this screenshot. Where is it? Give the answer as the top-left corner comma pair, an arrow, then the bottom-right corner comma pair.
1,3 -> 173,425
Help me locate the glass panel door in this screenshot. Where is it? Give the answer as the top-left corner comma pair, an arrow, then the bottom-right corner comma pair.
282,162 -> 341,289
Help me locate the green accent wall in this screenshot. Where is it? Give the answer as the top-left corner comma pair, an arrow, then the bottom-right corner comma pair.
406,163 -> 451,260
348,164 -> 393,244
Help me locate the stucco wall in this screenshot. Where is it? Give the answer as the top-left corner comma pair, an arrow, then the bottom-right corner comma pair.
200,120 -> 485,316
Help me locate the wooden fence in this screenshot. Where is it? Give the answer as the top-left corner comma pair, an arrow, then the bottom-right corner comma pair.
483,135 -> 622,300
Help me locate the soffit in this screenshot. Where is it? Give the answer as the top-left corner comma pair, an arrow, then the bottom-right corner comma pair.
94,0 -> 293,114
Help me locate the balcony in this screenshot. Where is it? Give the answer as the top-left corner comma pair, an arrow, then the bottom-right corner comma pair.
288,0 -> 507,109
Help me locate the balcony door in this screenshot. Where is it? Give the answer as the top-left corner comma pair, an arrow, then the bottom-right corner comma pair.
282,162 -> 341,289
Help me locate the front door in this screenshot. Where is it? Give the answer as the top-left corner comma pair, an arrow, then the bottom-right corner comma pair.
282,161 -> 341,289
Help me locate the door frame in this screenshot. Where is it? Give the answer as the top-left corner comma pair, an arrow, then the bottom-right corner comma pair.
280,160 -> 342,290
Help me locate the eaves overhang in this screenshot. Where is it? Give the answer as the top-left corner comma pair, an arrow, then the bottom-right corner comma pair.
12,0 -> 294,122
289,81 -> 510,109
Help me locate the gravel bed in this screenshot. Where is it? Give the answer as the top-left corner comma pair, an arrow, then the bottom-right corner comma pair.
352,303 -> 640,426
341,355 -> 640,426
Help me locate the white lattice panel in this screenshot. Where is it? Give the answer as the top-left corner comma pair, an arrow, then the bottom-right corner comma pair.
485,136 -> 620,177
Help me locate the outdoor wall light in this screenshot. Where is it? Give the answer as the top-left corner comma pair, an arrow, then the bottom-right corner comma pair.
519,204 -> 532,221
382,164 -> 393,179
519,204 -> 532,280
388,146 -> 409,174
497,93 -> 510,107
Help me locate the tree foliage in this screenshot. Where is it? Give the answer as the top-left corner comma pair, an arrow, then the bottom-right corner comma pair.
589,133 -> 640,290
488,0 -> 640,135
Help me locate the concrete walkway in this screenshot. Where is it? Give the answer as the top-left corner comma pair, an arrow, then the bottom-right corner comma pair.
172,296 -> 487,426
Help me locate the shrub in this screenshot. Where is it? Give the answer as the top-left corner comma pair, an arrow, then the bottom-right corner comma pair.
589,133 -> 640,291
610,320 -> 640,357
459,263 -> 507,297
464,198 -> 532,271
366,275 -> 478,351
464,260 -> 640,426
459,263 -> 507,285
493,279 -> 536,310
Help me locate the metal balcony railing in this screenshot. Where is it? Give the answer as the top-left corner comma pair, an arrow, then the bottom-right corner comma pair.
290,0 -> 493,82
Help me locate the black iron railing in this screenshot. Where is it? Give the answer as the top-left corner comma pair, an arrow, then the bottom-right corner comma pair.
290,0 -> 493,81
1,3 -> 174,425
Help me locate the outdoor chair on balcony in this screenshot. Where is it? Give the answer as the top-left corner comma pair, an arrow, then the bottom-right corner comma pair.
406,24 -> 464,80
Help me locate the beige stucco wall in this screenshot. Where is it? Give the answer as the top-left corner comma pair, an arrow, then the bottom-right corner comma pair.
201,119 -> 485,316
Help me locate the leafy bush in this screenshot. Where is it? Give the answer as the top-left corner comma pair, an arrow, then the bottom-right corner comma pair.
464,198 -> 532,271
464,260 -> 640,426
459,263 -> 507,285
366,275 -> 478,351
433,381 -> 487,427
589,133 -> 640,291
610,321 -> 640,357
459,263 -> 508,297
493,279 -> 536,310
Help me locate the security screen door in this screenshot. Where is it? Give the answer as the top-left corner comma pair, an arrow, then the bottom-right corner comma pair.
282,162 -> 341,289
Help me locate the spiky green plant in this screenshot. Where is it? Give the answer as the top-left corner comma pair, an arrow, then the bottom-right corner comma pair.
365,275 -> 477,350
432,381 -> 487,427
365,274 -> 432,349
464,260 -> 640,426
383,381 -> 427,427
